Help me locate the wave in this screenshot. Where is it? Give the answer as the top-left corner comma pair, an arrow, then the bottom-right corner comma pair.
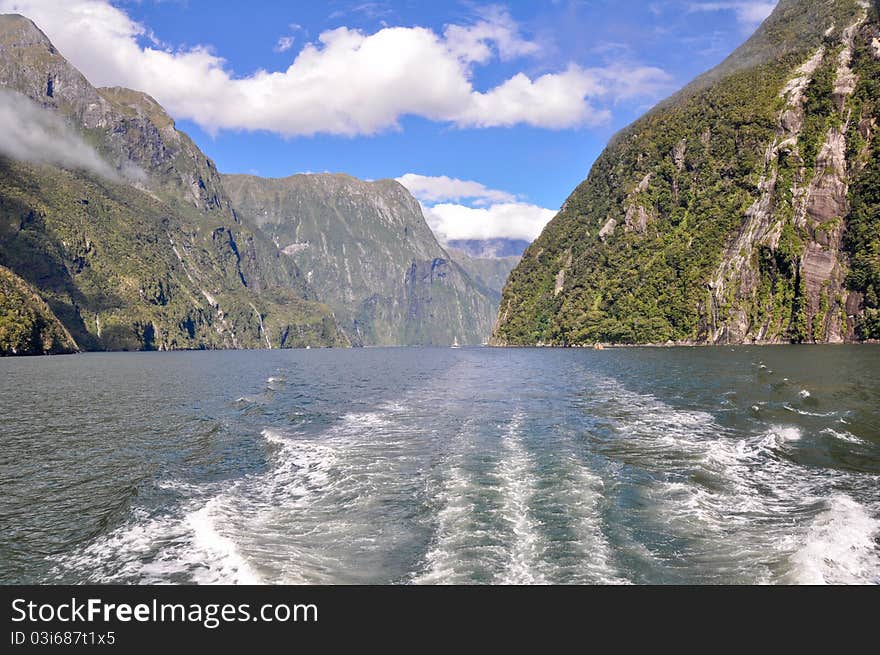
583,376 -> 879,583
186,499 -> 263,584
496,414 -> 549,585
820,427 -> 864,445
50,495 -> 261,584
413,419 -> 482,585
787,494 -> 880,584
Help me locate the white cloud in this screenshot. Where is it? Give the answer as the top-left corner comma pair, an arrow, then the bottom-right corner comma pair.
396,173 -> 516,204
397,173 -> 555,241
424,202 -> 556,242
443,4 -> 540,64
274,36 -> 295,53
0,0 -> 671,136
0,88 -> 119,179
689,2 -> 777,31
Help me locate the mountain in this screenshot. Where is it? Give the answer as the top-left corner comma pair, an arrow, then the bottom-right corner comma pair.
447,238 -> 530,259
0,264 -> 76,354
223,173 -> 498,345
447,247 -> 521,300
493,0 -> 880,346
0,14 -> 348,353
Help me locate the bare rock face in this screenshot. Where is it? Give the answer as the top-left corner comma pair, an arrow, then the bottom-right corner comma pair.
0,14 -> 107,126
0,16 -> 232,217
598,218 -> 617,240
708,3 -> 872,345
624,205 -> 652,234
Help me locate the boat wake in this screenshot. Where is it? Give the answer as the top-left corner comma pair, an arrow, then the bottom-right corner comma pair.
48,363 -> 879,585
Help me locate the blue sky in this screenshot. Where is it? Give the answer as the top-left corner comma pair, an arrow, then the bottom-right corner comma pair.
1,0 -> 777,242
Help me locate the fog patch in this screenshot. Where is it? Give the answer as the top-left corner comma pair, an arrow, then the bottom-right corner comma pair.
0,88 -> 120,180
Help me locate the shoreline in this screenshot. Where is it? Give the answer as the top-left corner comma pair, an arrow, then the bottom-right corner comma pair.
3,340 -> 880,358
489,339 -> 880,349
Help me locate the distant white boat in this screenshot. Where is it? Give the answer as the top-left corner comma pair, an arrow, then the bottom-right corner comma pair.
451,337 -> 460,349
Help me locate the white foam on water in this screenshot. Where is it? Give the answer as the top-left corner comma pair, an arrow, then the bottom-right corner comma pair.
413,426 -> 480,585
51,489 -> 263,584
821,428 -> 864,445
496,414 -> 549,585
156,479 -> 203,494
50,509 -> 181,583
787,495 -> 880,584
50,493 -> 261,585
185,498 -> 263,584
563,461 -> 629,584
784,405 -> 837,417
768,425 -> 802,444
586,378 -> 872,582
338,410 -> 393,433
52,427 -> 347,584
248,403 -> 439,583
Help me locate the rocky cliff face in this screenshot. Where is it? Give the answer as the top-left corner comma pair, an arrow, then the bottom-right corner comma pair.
0,14 -> 348,351
223,173 -> 498,345
494,0 -> 880,346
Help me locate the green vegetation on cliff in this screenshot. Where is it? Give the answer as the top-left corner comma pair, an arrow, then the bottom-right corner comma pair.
843,14 -> 880,339
223,173 -> 498,345
0,264 -> 76,355
494,0 -> 879,346
0,14 -> 348,352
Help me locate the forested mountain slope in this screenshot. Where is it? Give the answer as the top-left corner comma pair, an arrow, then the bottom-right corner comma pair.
0,14 -> 347,353
494,0 -> 880,345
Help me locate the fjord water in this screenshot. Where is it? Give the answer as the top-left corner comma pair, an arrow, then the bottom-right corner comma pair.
1,346 -> 878,585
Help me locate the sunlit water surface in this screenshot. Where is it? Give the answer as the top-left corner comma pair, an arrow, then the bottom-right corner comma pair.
1,346 -> 878,584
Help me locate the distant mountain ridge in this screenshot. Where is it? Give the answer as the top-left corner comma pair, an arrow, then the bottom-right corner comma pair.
223,173 -> 499,345
447,247 -> 520,300
494,0 -> 880,345
446,238 -> 530,259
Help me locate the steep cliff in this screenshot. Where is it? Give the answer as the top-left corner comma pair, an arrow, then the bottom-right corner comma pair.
0,14 -> 348,351
0,264 -> 76,355
223,173 -> 498,345
494,0 -> 880,345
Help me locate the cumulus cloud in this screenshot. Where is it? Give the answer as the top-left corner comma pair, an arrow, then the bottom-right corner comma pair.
689,2 -> 777,31
397,173 -> 555,242
0,88 -> 118,179
396,173 -> 515,204
0,0 -> 672,136
424,202 -> 556,242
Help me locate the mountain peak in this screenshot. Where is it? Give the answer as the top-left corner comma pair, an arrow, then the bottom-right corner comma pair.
0,12 -> 106,126
97,87 -> 176,131
0,13 -> 53,47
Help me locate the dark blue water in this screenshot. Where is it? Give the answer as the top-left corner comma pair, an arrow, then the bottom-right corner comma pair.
1,346 -> 878,584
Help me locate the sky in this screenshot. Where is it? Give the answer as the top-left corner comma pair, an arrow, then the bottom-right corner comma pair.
0,0 -> 777,244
